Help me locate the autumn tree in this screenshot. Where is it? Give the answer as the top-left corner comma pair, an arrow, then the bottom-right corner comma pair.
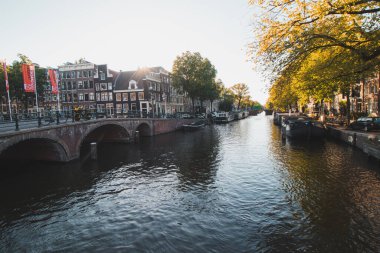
230,83 -> 250,110
171,51 -> 217,112
249,0 -> 380,80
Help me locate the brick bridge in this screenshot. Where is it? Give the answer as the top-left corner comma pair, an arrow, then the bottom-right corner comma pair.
0,118 -> 192,162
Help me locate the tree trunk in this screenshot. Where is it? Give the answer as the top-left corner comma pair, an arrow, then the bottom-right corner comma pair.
191,97 -> 195,113
346,89 -> 351,125
210,100 -> 213,112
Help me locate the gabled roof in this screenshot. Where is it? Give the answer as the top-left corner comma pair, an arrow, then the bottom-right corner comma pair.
114,67 -> 169,91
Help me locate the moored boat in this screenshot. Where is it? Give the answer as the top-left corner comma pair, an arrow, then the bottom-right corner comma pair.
264,109 -> 273,116
215,112 -> 234,124
183,120 -> 205,131
282,117 -> 325,139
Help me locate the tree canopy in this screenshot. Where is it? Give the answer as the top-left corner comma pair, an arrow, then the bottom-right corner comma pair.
230,83 -> 250,109
171,51 -> 217,111
249,0 -> 380,112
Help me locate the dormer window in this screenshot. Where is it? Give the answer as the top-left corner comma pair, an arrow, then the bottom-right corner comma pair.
100,72 -> 106,80
129,80 -> 137,89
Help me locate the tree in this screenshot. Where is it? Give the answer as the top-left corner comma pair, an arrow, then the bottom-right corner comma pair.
249,0 -> 380,80
218,86 -> 234,112
3,54 -> 47,112
230,83 -> 250,110
205,78 -> 223,112
171,51 -> 217,112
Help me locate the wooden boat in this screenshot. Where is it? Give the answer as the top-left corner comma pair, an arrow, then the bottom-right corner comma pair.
183,120 -> 205,131
215,112 -> 234,124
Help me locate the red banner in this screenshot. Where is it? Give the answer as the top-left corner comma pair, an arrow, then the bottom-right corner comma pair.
2,61 -> 9,91
48,69 -> 58,94
22,64 -> 36,92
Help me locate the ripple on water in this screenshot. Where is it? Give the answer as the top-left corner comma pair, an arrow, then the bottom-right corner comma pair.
1,115 -> 380,252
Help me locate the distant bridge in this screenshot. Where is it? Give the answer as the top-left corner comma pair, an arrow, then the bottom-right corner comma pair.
0,118 -> 191,162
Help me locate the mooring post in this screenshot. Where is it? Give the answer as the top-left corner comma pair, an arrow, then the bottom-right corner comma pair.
90,142 -> 97,160
135,131 -> 140,143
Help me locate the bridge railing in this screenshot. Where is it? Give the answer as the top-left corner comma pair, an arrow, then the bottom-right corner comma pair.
0,108 -> 197,133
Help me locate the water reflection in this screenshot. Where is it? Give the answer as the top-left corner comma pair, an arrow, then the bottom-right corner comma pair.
1,115 -> 380,252
268,122 -> 380,252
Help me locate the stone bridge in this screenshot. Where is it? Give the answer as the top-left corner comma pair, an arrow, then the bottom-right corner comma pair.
0,118 -> 192,162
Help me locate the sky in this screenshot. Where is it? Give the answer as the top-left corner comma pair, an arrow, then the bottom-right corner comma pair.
0,0 -> 268,104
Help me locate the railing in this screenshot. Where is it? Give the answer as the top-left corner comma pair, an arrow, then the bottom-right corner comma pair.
0,108 -> 199,133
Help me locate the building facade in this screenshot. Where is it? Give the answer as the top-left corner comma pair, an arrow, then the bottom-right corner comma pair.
58,61 -> 96,111
94,64 -> 117,115
113,67 -> 184,117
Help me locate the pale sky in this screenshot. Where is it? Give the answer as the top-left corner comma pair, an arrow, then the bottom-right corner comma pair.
0,0 -> 268,104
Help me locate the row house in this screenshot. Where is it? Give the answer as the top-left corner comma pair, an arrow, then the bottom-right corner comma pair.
362,72 -> 379,115
58,61 -> 96,111
43,63 -> 186,117
94,64 -> 117,114
113,67 -> 184,117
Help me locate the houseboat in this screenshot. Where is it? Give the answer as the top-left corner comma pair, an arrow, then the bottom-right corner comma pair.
215,112 -> 234,124
282,117 -> 325,139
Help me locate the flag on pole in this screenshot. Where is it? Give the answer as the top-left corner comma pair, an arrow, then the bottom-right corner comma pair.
48,69 -> 58,94
22,64 -> 36,92
2,61 -> 9,91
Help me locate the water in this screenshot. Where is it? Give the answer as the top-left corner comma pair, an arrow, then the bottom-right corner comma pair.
1,114 -> 380,252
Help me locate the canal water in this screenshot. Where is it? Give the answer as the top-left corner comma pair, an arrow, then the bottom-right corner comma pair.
1,114 -> 380,252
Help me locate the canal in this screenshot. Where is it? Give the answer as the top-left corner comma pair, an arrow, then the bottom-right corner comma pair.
1,114 -> 380,252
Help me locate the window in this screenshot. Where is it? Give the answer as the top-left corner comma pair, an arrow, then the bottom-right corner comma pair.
88,70 -> 93,77
61,81 -> 66,90
71,71 -> 75,78
67,81 -> 72,90
131,103 -> 137,111
116,93 -> 121,101
108,82 -> 112,90
73,94 -> 78,102
122,93 -> 128,101
89,80 -> 94,89
138,92 -> 144,100
100,83 -> 107,91
95,83 -> 100,91
97,104 -> 105,113
84,93 -> 89,101
108,92 -> 113,101
100,72 -> 106,80
129,80 -> 137,89
96,93 -> 100,101
130,93 -> 136,101
78,81 -> 83,89
83,71 -> 88,78
79,93 -> 84,101
89,93 -> 94,101
101,92 -> 108,101
116,104 -> 122,113
72,81 -> 77,90
123,103 -> 128,112
84,80 -> 89,89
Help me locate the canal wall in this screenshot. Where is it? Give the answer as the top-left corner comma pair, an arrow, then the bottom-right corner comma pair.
153,119 -> 194,135
327,126 -> 380,161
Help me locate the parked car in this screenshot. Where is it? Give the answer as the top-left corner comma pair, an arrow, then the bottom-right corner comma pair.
349,117 -> 380,131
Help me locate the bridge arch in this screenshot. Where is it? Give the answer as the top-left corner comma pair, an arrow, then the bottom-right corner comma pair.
0,137 -> 70,162
77,122 -> 130,158
136,122 -> 152,137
